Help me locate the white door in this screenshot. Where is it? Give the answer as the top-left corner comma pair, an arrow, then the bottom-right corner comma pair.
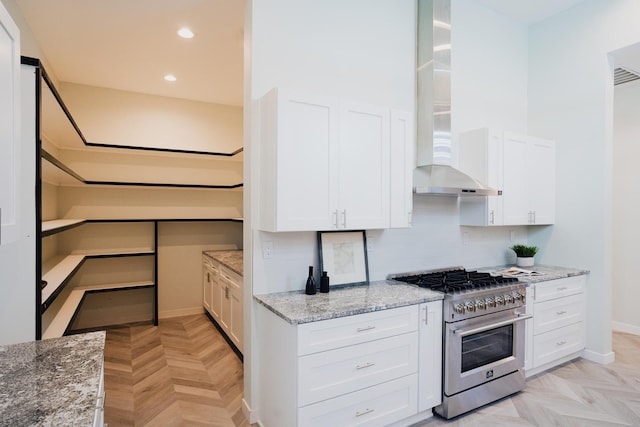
0,3 -> 20,245
338,102 -> 390,229
0,5 -> 36,345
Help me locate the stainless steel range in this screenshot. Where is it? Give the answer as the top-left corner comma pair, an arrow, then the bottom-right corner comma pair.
391,267 -> 531,419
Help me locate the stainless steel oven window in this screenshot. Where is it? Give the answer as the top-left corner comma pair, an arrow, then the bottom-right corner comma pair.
461,324 -> 514,373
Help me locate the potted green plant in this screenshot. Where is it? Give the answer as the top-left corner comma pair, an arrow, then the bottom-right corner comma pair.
510,244 -> 538,267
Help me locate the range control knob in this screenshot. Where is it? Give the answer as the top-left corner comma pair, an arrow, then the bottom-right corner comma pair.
485,297 -> 496,308
495,295 -> 505,306
504,294 -> 514,304
513,292 -> 523,302
454,303 -> 465,315
475,299 -> 486,310
465,301 -> 477,312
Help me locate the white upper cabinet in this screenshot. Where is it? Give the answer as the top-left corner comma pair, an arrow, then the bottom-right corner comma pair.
390,110 -> 414,228
260,88 -> 412,232
503,132 -> 555,225
459,128 -> 555,226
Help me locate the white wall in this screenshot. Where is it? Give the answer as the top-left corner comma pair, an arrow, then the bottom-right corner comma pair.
526,0 -> 640,361
612,78 -> 640,334
60,82 -> 243,154
245,0 -> 531,420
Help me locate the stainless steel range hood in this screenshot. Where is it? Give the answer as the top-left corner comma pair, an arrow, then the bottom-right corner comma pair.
414,0 -> 498,196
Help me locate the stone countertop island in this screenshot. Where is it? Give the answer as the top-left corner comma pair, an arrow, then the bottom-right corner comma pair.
203,249 -> 243,276
0,331 -> 105,426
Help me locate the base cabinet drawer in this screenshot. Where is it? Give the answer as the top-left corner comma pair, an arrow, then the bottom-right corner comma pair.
298,374 -> 418,427
533,322 -> 584,367
298,305 -> 418,355
298,332 -> 418,406
535,276 -> 584,302
533,293 -> 583,335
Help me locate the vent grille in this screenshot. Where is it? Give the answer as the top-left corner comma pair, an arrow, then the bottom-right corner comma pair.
614,67 -> 640,86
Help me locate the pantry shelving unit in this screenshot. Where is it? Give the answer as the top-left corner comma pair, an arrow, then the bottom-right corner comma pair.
25,56 -> 244,340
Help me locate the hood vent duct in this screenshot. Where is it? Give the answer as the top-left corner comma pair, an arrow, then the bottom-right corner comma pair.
614,66 -> 640,86
413,0 -> 498,196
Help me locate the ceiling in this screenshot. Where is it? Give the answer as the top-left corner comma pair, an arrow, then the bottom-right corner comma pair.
16,0 -> 594,107
16,0 -> 244,106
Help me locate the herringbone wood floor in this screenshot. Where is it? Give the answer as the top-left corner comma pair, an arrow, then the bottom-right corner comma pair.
103,314 -> 251,427
414,331 -> 640,426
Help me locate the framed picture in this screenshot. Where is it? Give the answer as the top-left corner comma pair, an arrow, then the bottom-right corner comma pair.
317,230 -> 369,287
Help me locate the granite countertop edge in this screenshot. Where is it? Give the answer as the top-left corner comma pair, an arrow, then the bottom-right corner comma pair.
203,249 -> 243,276
254,280 -> 443,325
0,331 -> 106,426
477,264 -> 590,284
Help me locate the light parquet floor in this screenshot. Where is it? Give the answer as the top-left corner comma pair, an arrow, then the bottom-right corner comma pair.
103,314 -> 251,427
414,331 -> 640,427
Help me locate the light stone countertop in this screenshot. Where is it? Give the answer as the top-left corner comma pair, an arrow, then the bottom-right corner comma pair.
0,331 -> 105,426
203,249 -> 243,276
478,264 -> 590,284
254,280 -> 444,324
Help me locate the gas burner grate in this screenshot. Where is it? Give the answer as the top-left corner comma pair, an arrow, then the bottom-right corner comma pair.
393,269 -> 519,293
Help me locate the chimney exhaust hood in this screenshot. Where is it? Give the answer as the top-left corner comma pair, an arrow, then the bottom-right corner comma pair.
413,0 -> 498,196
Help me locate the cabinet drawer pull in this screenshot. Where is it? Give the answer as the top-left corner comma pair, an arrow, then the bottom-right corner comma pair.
356,362 -> 375,370
357,325 -> 376,332
556,310 -> 567,315
557,286 -> 568,291
355,408 -> 374,417
556,340 -> 567,346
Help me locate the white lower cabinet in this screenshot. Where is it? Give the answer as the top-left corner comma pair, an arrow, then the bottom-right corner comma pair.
202,256 -> 242,353
525,276 -> 586,376
256,301 -> 443,427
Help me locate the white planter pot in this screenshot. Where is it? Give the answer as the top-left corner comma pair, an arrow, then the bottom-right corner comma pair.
516,257 -> 534,267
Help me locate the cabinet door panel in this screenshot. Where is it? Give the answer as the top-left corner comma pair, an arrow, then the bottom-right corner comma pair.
338,103 -> 390,229
503,133 -> 530,225
210,262 -> 222,321
271,90 -> 339,231
529,139 -> 555,224
418,301 -> 442,411
390,111 -> 414,228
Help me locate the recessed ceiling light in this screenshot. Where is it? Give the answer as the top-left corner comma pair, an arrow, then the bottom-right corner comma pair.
164,74 -> 177,82
177,28 -> 194,39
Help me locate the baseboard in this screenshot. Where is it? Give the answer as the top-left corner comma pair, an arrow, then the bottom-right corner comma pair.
581,348 -> 615,365
612,321 -> 640,336
158,306 -> 204,319
242,398 -> 261,425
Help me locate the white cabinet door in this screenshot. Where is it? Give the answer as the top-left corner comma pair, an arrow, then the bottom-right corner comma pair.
503,132 -> 555,225
528,138 -> 555,224
418,301 -> 442,412
390,111 -> 414,228
338,102 -> 390,229
502,132 -> 531,225
459,128 -> 503,226
226,270 -> 243,352
0,4 -> 20,245
202,259 -> 212,313
210,262 -> 222,321
261,88 -> 339,231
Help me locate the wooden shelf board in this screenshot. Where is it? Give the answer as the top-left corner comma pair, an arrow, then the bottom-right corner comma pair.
42,254 -> 86,305
77,281 -> 155,292
70,248 -> 155,257
42,289 -> 85,340
42,219 -> 86,236
41,281 -> 155,340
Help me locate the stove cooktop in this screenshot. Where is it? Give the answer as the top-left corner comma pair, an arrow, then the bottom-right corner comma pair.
391,268 -> 519,294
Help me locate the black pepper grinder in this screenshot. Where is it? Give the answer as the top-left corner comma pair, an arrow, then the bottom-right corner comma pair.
305,266 -> 316,295
320,271 -> 330,293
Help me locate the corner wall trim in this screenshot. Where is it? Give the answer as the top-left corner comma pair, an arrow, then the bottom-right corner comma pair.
612,321 -> 640,336
242,399 -> 260,425
581,348 -> 615,365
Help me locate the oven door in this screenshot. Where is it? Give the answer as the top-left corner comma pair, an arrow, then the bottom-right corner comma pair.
443,308 -> 531,396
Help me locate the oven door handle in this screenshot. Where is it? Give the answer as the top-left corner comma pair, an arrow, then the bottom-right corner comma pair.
453,314 -> 532,337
